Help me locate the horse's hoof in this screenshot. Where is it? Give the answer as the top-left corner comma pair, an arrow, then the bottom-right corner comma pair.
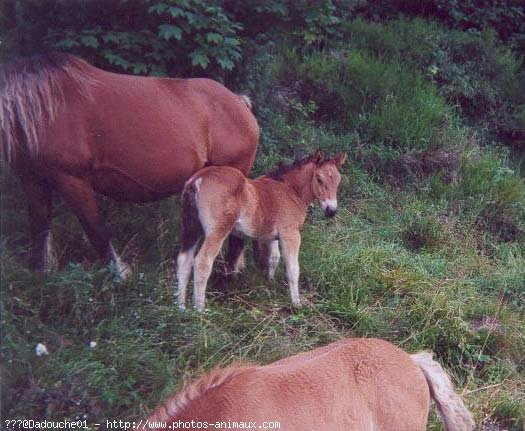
114,261 -> 132,282
291,299 -> 303,309
193,305 -> 210,314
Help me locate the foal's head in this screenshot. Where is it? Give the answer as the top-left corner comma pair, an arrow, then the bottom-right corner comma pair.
310,150 -> 347,217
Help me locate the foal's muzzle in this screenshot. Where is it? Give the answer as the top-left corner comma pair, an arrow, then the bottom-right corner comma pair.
324,207 -> 337,218
321,199 -> 338,218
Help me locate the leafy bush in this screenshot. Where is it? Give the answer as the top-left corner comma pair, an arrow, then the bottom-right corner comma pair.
3,0 -> 243,76
357,0 -> 525,52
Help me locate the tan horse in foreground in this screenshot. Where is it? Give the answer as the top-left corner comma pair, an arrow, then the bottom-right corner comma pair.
145,338 -> 475,431
176,150 -> 346,311
1,53 -> 258,278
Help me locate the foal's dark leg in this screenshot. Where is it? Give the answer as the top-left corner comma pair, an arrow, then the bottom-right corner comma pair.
54,175 -> 130,279
225,235 -> 246,277
253,239 -> 270,273
22,177 -> 56,273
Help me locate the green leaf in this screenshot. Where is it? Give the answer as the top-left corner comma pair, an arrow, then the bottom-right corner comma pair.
158,24 -> 182,41
168,6 -> 185,18
206,32 -> 223,44
148,3 -> 168,15
80,35 -> 99,48
103,52 -> 130,70
102,33 -> 121,44
217,57 -> 234,70
132,63 -> 148,75
55,38 -> 80,48
189,51 -> 210,69
223,37 -> 240,47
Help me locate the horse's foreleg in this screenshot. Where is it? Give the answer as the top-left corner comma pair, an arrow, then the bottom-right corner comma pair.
193,231 -> 228,311
280,231 -> 301,307
55,175 -> 131,280
22,177 -> 57,274
225,235 -> 246,277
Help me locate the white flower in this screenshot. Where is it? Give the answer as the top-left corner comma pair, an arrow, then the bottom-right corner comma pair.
89,341 -> 97,348
35,343 -> 49,356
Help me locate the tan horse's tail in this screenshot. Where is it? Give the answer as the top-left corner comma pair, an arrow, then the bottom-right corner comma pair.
411,352 -> 475,431
238,94 -> 253,111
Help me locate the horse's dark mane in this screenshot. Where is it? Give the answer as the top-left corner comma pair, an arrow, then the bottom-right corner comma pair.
266,153 -> 333,181
0,52 -> 96,163
1,52 -> 91,78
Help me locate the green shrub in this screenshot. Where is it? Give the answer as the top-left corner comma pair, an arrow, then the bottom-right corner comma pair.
272,47 -> 456,171
338,18 -> 525,147
3,0 -> 243,76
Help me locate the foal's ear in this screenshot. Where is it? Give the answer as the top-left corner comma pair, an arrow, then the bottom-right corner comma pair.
312,150 -> 325,165
334,152 -> 347,169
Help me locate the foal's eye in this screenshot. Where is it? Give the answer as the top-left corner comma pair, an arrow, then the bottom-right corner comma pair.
317,177 -> 323,184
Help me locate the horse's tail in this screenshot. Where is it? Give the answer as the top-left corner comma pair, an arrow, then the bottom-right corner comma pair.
237,94 -> 253,111
180,176 -> 204,251
0,52 -> 95,164
410,352 -> 475,431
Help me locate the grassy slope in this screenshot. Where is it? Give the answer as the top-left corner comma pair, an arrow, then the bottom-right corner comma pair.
2,17 -> 525,431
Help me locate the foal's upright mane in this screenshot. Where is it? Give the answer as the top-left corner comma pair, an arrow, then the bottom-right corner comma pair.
266,153 -> 333,181
0,52 -> 96,164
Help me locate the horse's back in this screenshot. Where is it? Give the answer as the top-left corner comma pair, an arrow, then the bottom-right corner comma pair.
168,338 -> 429,431
32,62 -> 258,200
177,77 -> 259,174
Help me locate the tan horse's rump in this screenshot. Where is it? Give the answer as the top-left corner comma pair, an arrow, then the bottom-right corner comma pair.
1,53 -> 259,275
145,338 -> 474,431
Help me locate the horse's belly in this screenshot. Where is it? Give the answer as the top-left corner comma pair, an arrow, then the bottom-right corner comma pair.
233,215 -> 277,239
90,166 -> 185,202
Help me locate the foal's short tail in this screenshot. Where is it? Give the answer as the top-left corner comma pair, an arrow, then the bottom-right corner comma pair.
411,353 -> 475,431
180,177 -> 204,251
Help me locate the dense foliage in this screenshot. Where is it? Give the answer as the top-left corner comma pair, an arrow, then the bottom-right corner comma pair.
1,1 -> 524,430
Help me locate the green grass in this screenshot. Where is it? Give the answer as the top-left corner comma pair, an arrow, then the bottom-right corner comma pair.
2,153 -> 524,428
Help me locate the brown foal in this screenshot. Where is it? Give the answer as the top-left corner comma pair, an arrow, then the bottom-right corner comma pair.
145,338 -> 475,431
176,150 -> 346,311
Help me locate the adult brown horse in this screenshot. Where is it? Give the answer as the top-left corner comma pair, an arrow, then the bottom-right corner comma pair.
1,52 -> 259,278
145,338 -> 475,431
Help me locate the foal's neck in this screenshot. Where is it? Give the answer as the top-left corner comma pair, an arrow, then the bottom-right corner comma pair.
280,163 -> 316,208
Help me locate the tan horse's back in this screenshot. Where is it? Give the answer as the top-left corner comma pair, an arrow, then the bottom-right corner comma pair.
147,338 -> 465,431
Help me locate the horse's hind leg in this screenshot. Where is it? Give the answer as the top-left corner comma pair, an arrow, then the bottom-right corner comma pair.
193,230 -> 229,311
176,200 -> 203,309
267,240 -> 280,280
280,231 -> 301,307
225,235 -> 246,277
22,177 -> 57,273
54,174 -> 131,280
